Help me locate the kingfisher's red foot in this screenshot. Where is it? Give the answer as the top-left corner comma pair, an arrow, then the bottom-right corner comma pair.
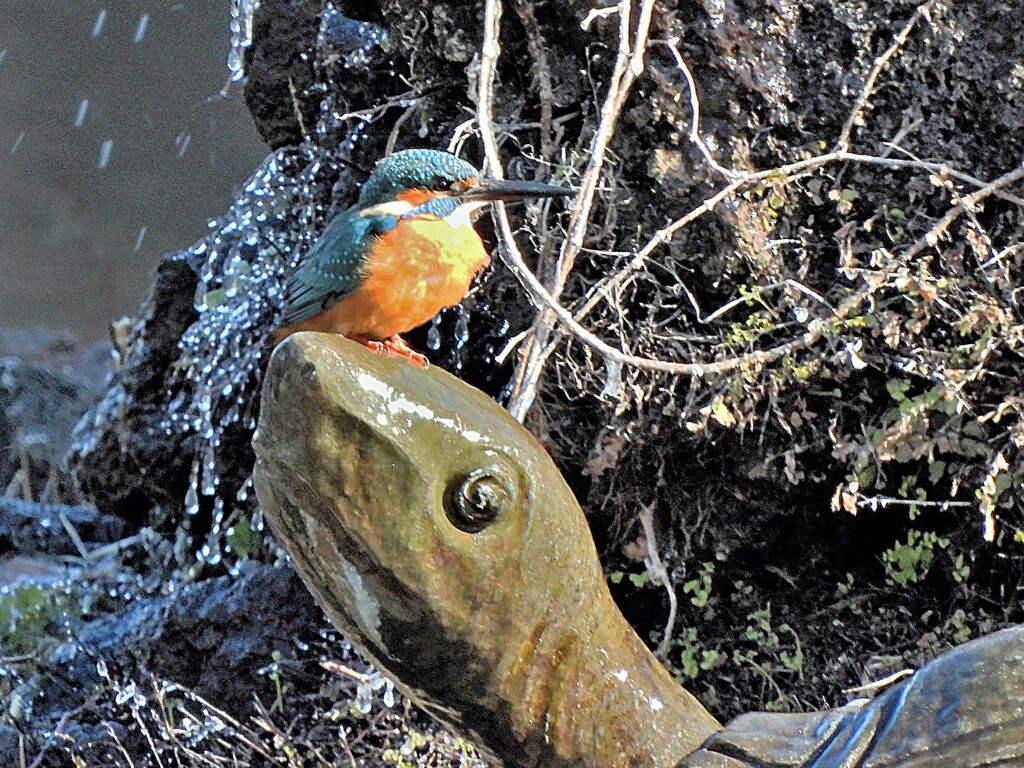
363,335 -> 429,369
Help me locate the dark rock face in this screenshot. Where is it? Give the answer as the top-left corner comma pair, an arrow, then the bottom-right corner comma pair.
69,250 -> 203,517
43,565 -> 319,717
0,328 -> 110,500
243,0 -> 327,149
0,498 -> 124,560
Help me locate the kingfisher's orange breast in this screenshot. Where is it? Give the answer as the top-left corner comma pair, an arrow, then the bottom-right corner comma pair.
302,216 -> 490,342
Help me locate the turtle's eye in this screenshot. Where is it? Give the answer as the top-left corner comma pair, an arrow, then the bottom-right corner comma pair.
444,465 -> 514,533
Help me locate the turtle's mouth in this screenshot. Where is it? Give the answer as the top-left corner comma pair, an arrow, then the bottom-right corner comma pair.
260,471 -> 395,656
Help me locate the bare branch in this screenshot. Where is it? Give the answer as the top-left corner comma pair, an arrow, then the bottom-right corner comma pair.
836,1 -> 935,151
664,38 -> 736,179
507,0 -> 658,419
903,163 -> 1024,259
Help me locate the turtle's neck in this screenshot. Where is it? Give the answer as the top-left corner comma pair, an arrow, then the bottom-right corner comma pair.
468,581 -> 721,768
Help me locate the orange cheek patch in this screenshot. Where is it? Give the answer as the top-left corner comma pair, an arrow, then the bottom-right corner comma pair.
396,189 -> 436,208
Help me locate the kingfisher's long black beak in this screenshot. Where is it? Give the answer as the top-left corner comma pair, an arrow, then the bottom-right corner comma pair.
459,178 -> 575,202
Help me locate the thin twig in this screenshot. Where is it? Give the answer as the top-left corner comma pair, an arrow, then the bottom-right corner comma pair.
494,209 -> 861,375
507,0 -> 657,419
514,1 -> 556,166
384,102 -> 419,157
638,504 -> 677,660
58,511 -> 92,560
836,1 -> 935,151
881,141 -> 1024,207
979,243 -> 1024,271
843,668 -> 913,695
856,495 -> 974,510
679,280 -> 834,326
664,38 -> 736,179
610,151 -> 1024,312
903,164 -> 1024,258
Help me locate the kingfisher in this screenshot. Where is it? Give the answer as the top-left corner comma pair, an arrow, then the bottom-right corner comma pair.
276,148 -> 574,366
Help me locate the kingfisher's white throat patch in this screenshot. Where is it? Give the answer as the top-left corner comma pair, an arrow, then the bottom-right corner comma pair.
443,201 -> 488,229
360,200 -> 416,218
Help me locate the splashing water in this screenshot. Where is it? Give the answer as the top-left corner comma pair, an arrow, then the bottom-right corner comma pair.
427,316 -> 443,350
91,9 -> 108,38
158,9 -> 389,564
320,3 -> 390,68
97,138 -> 114,169
227,0 -> 259,81
69,5 -> 393,568
74,98 -> 89,127
133,14 -> 150,44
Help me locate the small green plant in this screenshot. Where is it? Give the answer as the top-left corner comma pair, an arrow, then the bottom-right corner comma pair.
382,729 -> 428,766
608,569 -> 651,588
265,649 -> 285,711
0,579 -> 95,654
663,628 -> 720,681
883,529 -> 949,585
951,553 -> 971,584
683,562 -> 715,608
225,515 -> 262,559
732,606 -> 804,710
948,609 -> 971,644
836,572 -> 855,596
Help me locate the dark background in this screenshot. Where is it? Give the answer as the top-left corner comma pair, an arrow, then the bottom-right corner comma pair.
0,1 -> 267,340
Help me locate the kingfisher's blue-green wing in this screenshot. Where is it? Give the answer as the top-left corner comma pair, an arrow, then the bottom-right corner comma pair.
281,209 -> 396,326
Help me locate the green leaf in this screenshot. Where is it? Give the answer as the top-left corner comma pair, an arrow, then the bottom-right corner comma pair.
886,379 -> 911,402
226,517 -> 261,559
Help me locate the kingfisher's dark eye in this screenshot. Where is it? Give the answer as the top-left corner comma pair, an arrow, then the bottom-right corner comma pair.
444,465 -> 514,533
424,175 -> 451,192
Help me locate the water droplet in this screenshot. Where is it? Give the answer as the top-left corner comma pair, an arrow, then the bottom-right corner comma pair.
427,317 -> 442,350
175,133 -> 192,158
133,14 -> 149,44
134,226 -> 148,252
355,682 -> 372,714
91,9 -> 108,37
9,131 -> 25,156
185,482 -> 199,516
98,139 -> 114,169
454,309 -> 470,347
74,99 -> 89,127
227,47 -> 243,76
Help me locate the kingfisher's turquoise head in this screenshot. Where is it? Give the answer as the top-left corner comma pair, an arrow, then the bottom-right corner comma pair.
356,148 -> 575,217
358,149 -> 480,206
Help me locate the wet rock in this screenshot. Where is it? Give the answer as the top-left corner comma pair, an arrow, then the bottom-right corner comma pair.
244,0 -> 392,149
41,564 -> 319,718
0,498 -> 124,559
68,249 -> 203,518
243,0 -> 327,149
0,727 -> 18,768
